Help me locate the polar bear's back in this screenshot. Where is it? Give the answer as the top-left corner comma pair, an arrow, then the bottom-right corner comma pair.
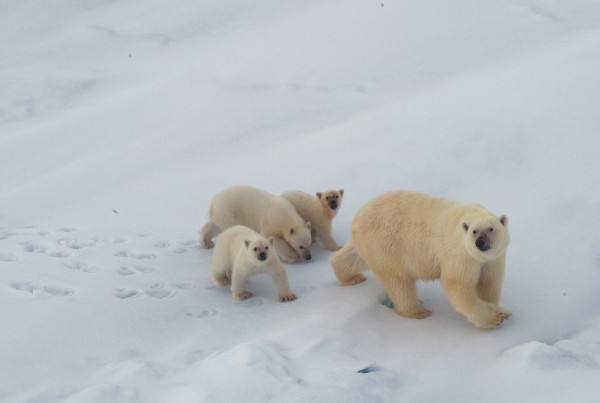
209,185 -> 274,230
350,191 -> 471,279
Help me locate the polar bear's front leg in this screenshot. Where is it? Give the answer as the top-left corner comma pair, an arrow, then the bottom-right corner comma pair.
269,266 -> 297,302
441,268 -> 508,328
318,231 -> 341,252
230,268 -> 252,300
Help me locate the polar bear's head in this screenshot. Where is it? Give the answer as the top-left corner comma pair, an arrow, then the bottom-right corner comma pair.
316,189 -> 344,216
244,237 -> 275,264
461,214 -> 509,262
285,222 -> 313,260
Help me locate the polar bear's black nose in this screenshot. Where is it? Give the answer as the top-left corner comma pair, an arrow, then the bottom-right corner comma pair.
258,252 -> 267,261
476,238 -> 490,252
329,200 -> 338,210
305,253 -> 312,261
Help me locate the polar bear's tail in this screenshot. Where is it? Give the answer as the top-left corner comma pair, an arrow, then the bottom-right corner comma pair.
330,240 -> 368,286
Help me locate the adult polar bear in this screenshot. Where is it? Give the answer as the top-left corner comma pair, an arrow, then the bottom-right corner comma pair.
331,190 -> 511,329
200,185 -> 313,263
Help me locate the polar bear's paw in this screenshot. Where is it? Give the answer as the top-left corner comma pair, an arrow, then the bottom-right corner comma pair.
234,291 -> 254,300
471,302 -> 510,329
279,293 -> 297,302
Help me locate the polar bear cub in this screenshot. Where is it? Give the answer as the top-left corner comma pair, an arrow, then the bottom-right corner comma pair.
281,189 -> 344,251
211,225 -> 297,302
200,185 -> 312,263
331,190 -> 511,329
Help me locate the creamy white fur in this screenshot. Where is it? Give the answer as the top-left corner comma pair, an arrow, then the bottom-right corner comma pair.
211,225 -> 296,301
331,190 -> 510,329
200,185 -> 312,263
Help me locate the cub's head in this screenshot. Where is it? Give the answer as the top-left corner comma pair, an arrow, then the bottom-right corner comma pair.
316,189 -> 344,215
285,222 -> 312,260
461,214 -> 509,262
244,237 -> 275,263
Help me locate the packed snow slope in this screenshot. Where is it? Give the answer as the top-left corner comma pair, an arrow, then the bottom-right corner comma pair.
2,1 -> 600,402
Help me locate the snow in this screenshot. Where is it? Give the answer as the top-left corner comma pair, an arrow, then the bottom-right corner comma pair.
1,0 -> 600,401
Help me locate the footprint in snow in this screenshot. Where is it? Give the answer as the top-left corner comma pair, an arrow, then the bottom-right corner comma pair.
186,308 -> 218,319
144,283 -> 177,299
57,237 -> 96,250
116,265 -> 155,276
9,282 -> 74,298
114,287 -> 141,299
235,298 -> 265,308
66,262 -> 102,273
113,250 -> 157,260
0,253 -> 18,263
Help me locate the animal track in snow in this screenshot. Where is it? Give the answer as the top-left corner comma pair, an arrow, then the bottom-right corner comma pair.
114,287 -> 141,299
9,282 -> 74,297
235,298 -> 265,308
66,262 -> 102,273
57,237 -> 96,249
144,283 -> 177,299
20,241 -> 70,258
0,252 -> 17,262
113,250 -> 157,260
116,265 -> 155,276
186,308 -> 218,319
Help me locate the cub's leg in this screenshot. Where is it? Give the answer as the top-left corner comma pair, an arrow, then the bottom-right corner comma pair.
318,231 -> 340,252
330,241 -> 367,285
230,265 -> 252,300
199,220 -> 222,249
268,265 -> 297,302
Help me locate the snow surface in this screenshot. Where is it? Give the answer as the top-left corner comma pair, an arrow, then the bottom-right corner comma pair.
2,0 -> 600,401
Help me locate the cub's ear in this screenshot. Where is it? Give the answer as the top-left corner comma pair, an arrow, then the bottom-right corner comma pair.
305,221 -> 312,230
339,189 -> 344,196
289,227 -> 295,235
500,215 -> 508,227
268,237 -> 274,245
244,240 -> 251,248
316,192 -> 323,199
462,223 -> 469,232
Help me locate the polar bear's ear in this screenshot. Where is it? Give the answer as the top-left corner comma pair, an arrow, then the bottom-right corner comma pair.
244,240 -> 251,248
316,192 -> 323,199
462,222 -> 469,232
339,189 -> 344,197
500,215 -> 508,227
268,237 -> 274,245
305,221 -> 312,230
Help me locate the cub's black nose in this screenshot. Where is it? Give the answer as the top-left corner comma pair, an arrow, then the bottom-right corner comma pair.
258,252 -> 267,261
329,200 -> 338,210
305,253 -> 312,261
476,238 -> 490,252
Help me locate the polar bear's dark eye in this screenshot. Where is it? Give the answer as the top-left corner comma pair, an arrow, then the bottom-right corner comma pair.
489,228 -> 494,232
265,246 -> 268,250
472,230 -> 477,235
253,247 -> 258,252
299,246 -> 304,249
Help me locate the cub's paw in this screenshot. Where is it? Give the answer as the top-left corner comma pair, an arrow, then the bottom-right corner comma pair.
233,291 -> 253,300
279,293 -> 297,302
213,276 -> 231,286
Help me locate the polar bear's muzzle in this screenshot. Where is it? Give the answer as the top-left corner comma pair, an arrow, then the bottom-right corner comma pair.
328,199 -> 338,210
475,234 -> 491,252
257,252 -> 267,261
